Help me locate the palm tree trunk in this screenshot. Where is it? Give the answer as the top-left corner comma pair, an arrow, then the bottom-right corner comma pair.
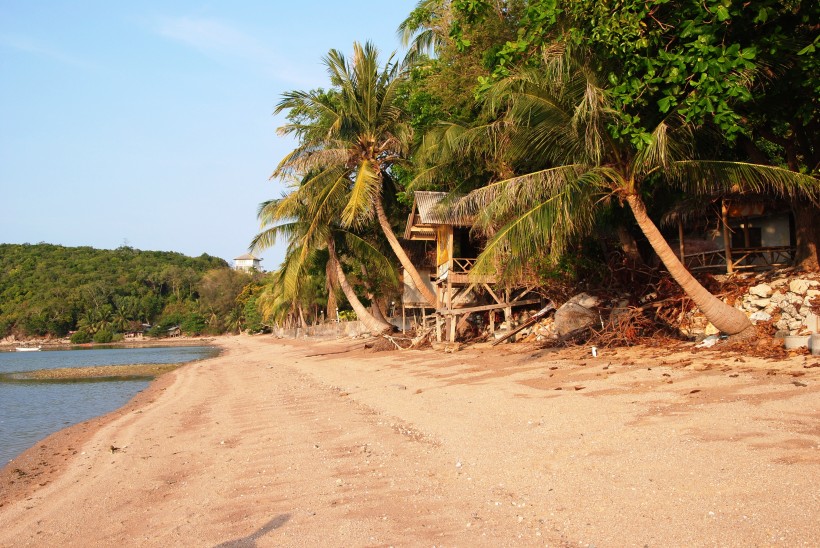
327,239 -> 392,334
793,200 -> 820,271
325,259 -> 339,320
626,194 -> 753,336
374,194 -> 438,307
298,305 -> 307,329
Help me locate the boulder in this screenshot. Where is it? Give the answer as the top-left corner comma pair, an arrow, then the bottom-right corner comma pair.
749,284 -> 773,298
566,292 -> 601,309
552,294 -> 600,338
790,279 -> 812,295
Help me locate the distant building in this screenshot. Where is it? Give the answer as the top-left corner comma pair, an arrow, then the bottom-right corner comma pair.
233,253 -> 261,272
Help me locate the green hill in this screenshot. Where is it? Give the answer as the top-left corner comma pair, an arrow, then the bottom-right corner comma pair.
0,243 -> 255,340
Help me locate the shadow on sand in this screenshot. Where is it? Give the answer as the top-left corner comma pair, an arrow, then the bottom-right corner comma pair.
212,514 -> 291,547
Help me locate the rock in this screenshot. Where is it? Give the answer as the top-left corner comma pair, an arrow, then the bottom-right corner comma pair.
749,311 -> 772,323
788,320 -> 804,331
749,284 -> 773,298
750,298 -> 771,309
566,292 -> 600,309
769,291 -> 785,305
775,319 -> 790,331
770,278 -> 790,289
790,279 -> 812,295
786,293 -> 803,305
552,299 -> 599,338
704,322 -> 720,336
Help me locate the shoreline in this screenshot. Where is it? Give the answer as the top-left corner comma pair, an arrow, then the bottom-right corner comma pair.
1,335 -> 818,545
0,355 -> 182,507
0,341 -> 222,500
0,335 -> 218,352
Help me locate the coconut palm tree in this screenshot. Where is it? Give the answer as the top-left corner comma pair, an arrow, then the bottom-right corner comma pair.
455,47 -> 820,336
251,183 -> 395,335
273,41 -> 438,308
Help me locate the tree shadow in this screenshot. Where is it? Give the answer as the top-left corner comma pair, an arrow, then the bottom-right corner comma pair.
212,513 -> 291,547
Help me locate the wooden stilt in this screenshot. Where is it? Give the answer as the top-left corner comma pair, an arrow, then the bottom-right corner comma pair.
722,199 -> 734,274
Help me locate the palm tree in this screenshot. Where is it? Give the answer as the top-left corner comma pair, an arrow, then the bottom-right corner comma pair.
273,41 -> 438,308
251,183 -> 395,335
398,0 -> 450,62
454,47 -> 820,336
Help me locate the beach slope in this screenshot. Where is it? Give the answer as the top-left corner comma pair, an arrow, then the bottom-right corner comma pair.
1,335 -> 818,546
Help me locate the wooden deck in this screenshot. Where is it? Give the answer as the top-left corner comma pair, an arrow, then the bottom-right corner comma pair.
685,246 -> 795,273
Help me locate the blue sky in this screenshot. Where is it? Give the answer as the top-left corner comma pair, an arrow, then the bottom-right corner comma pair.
0,1 -> 414,270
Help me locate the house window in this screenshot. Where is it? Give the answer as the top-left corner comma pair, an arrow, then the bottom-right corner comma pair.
731,225 -> 762,248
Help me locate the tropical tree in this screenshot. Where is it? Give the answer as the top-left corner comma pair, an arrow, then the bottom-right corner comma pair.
454,47 -> 820,336
451,0 -> 820,270
273,41 -> 438,308
251,182 -> 396,335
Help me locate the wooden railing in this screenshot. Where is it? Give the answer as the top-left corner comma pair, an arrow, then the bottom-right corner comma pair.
451,257 -> 477,274
685,246 -> 795,273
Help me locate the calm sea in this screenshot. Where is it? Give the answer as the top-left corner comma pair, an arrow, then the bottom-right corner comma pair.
0,346 -> 219,466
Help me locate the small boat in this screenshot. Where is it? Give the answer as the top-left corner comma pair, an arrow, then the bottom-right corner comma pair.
15,346 -> 42,352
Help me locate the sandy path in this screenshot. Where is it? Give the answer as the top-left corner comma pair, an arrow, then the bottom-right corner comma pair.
1,335 -> 819,546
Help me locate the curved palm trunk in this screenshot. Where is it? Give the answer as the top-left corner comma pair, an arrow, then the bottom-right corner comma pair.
374,195 -> 438,308
327,239 -> 392,334
626,194 -> 753,336
359,265 -> 392,325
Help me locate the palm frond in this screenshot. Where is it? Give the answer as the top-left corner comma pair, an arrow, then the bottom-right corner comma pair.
669,161 -> 820,203
341,160 -> 380,227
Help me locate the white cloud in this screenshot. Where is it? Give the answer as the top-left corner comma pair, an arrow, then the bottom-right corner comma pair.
154,16 -> 322,87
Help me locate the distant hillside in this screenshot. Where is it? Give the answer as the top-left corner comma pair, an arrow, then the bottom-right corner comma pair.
0,243 -> 242,339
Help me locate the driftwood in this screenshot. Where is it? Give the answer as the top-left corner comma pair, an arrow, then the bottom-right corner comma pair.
492,301 -> 556,346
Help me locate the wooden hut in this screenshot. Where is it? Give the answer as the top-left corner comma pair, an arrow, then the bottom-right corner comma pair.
403,191 -> 542,342
667,196 -> 796,274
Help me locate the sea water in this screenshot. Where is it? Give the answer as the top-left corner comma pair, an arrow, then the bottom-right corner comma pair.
0,346 -> 219,466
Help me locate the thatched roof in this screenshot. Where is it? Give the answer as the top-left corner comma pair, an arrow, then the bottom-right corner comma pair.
403,191 -> 472,240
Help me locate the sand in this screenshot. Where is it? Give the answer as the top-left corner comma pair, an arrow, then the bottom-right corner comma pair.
0,334 -> 818,546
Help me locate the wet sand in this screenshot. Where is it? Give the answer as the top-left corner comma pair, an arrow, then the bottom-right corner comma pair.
1,335 -> 818,546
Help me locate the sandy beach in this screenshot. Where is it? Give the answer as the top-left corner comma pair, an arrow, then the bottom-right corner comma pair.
1,335 -> 818,546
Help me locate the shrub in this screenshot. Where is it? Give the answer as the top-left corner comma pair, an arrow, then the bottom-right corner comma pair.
338,309 -> 358,321
93,329 -> 113,343
70,330 -> 92,344
180,314 -> 207,336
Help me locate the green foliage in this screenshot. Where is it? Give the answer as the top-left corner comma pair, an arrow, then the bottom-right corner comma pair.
242,296 -> 265,334
337,309 -> 358,321
180,313 -> 207,336
453,0 -> 818,148
0,243 -> 230,338
93,329 -> 114,344
70,330 -> 92,344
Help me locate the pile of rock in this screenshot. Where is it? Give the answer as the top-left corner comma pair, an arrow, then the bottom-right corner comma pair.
740,277 -> 819,336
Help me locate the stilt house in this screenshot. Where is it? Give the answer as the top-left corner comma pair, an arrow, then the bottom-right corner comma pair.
402,191 -> 542,342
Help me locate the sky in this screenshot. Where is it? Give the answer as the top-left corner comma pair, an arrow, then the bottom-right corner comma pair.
0,1 -> 414,270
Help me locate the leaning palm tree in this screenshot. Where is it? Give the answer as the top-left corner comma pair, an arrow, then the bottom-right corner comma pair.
251,183 -> 395,335
456,46 -> 820,337
273,41 -> 438,308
